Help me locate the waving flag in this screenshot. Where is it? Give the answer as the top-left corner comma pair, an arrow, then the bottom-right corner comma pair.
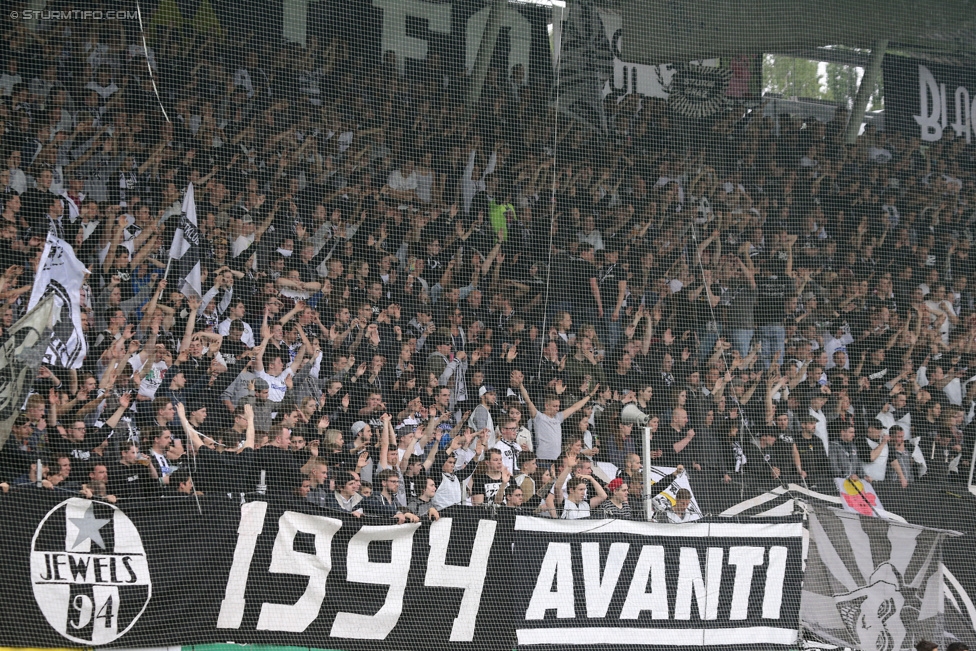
647,465 -> 704,522
169,182 -> 202,298
28,232 -> 88,369
836,477 -> 890,519
0,295 -> 54,447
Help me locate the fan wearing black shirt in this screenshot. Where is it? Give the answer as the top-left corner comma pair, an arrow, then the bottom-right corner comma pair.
176,402 -> 258,495
659,407 -> 701,470
745,429 -> 795,489
599,246 -> 627,345
755,247 -> 796,369
255,424 -> 317,494
219,320 -> 252,365
109,442 -> 158,500
0,414 -> 38,482
792,415 -> 831,488
574,244 -> 602,325
401,454 -> 427,503
470,448 -> 511,506
48,393 -> 132,478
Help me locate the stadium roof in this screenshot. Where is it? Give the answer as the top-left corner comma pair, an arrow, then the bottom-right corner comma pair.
613,0 -> 976,66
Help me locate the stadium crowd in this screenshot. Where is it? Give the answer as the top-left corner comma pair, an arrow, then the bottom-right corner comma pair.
1,15 -> 976,522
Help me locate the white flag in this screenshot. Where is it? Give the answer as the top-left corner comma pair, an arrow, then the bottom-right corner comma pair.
0,295 -> 55,448
60,191 -> 81,223
169,182 -> 201,298
28,232 -> 89,369
835,477 -> 890,519
647,465 -> 704,522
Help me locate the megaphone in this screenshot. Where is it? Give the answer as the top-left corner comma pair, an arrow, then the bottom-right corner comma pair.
620,403 -> 651,426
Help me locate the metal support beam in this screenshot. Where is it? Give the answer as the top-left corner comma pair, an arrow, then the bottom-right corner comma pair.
846,39 -> 887,144
467,0 -> 507,107
643,426 -> 654,522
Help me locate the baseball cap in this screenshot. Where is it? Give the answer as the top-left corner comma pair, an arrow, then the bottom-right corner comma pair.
351,421 -> 368,436
479,385 -> 496,397
252,378 -> 270,391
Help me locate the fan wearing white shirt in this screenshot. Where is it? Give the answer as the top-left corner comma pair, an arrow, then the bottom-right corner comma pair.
557,475 -> 607,519
923,285 -> 959,344
385,159 -> 418,203
0,60 -> 22,96
252,328 -> 311,403
6,150 -> 26,195
808,393 -> 830,454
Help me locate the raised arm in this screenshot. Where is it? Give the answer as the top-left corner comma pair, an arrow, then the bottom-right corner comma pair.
279,301 -> 304,326
422,430 -> 446,472
175,402 -> 208,453
180,295 -> 201,354
252,336 -> 270,374
289,326 -> 312,374
552,454 -> 576,506
102,223 -> 125,273
242,403 -> 255,450
103,392 -> 132,430
561,384 -> 597,420
586,475 -> 607,508
493,466 -> 511,505
516,373 -> 538,419
378,412 -> 393,470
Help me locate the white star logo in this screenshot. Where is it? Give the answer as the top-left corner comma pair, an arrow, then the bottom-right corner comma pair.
69,504 -> 110,550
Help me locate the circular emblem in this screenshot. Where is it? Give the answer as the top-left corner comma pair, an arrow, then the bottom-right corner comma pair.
31,498 -> 152,645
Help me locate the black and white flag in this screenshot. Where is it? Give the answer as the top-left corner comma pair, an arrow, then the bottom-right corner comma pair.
0,295 -> 54,448
169,182 -> 201,298
28,232 -> 88,370
554,0 -> 613,134
801,507 -> 954,651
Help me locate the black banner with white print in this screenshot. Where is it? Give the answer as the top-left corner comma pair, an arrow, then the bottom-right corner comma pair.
882,55 -> 976,144
0,492 -> 803,651
511,516 -> 804,650
0,492 -> 512,650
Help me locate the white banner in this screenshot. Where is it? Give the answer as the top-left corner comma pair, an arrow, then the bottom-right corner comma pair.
28,231 -> 89,369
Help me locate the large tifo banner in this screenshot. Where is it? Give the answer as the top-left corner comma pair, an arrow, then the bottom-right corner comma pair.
883,54 -> 976,143
0,492 -> 803,651
802,507 -> 951,651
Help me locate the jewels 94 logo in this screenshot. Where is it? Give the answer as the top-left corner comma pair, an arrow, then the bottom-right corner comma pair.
30,498 -> 151,644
